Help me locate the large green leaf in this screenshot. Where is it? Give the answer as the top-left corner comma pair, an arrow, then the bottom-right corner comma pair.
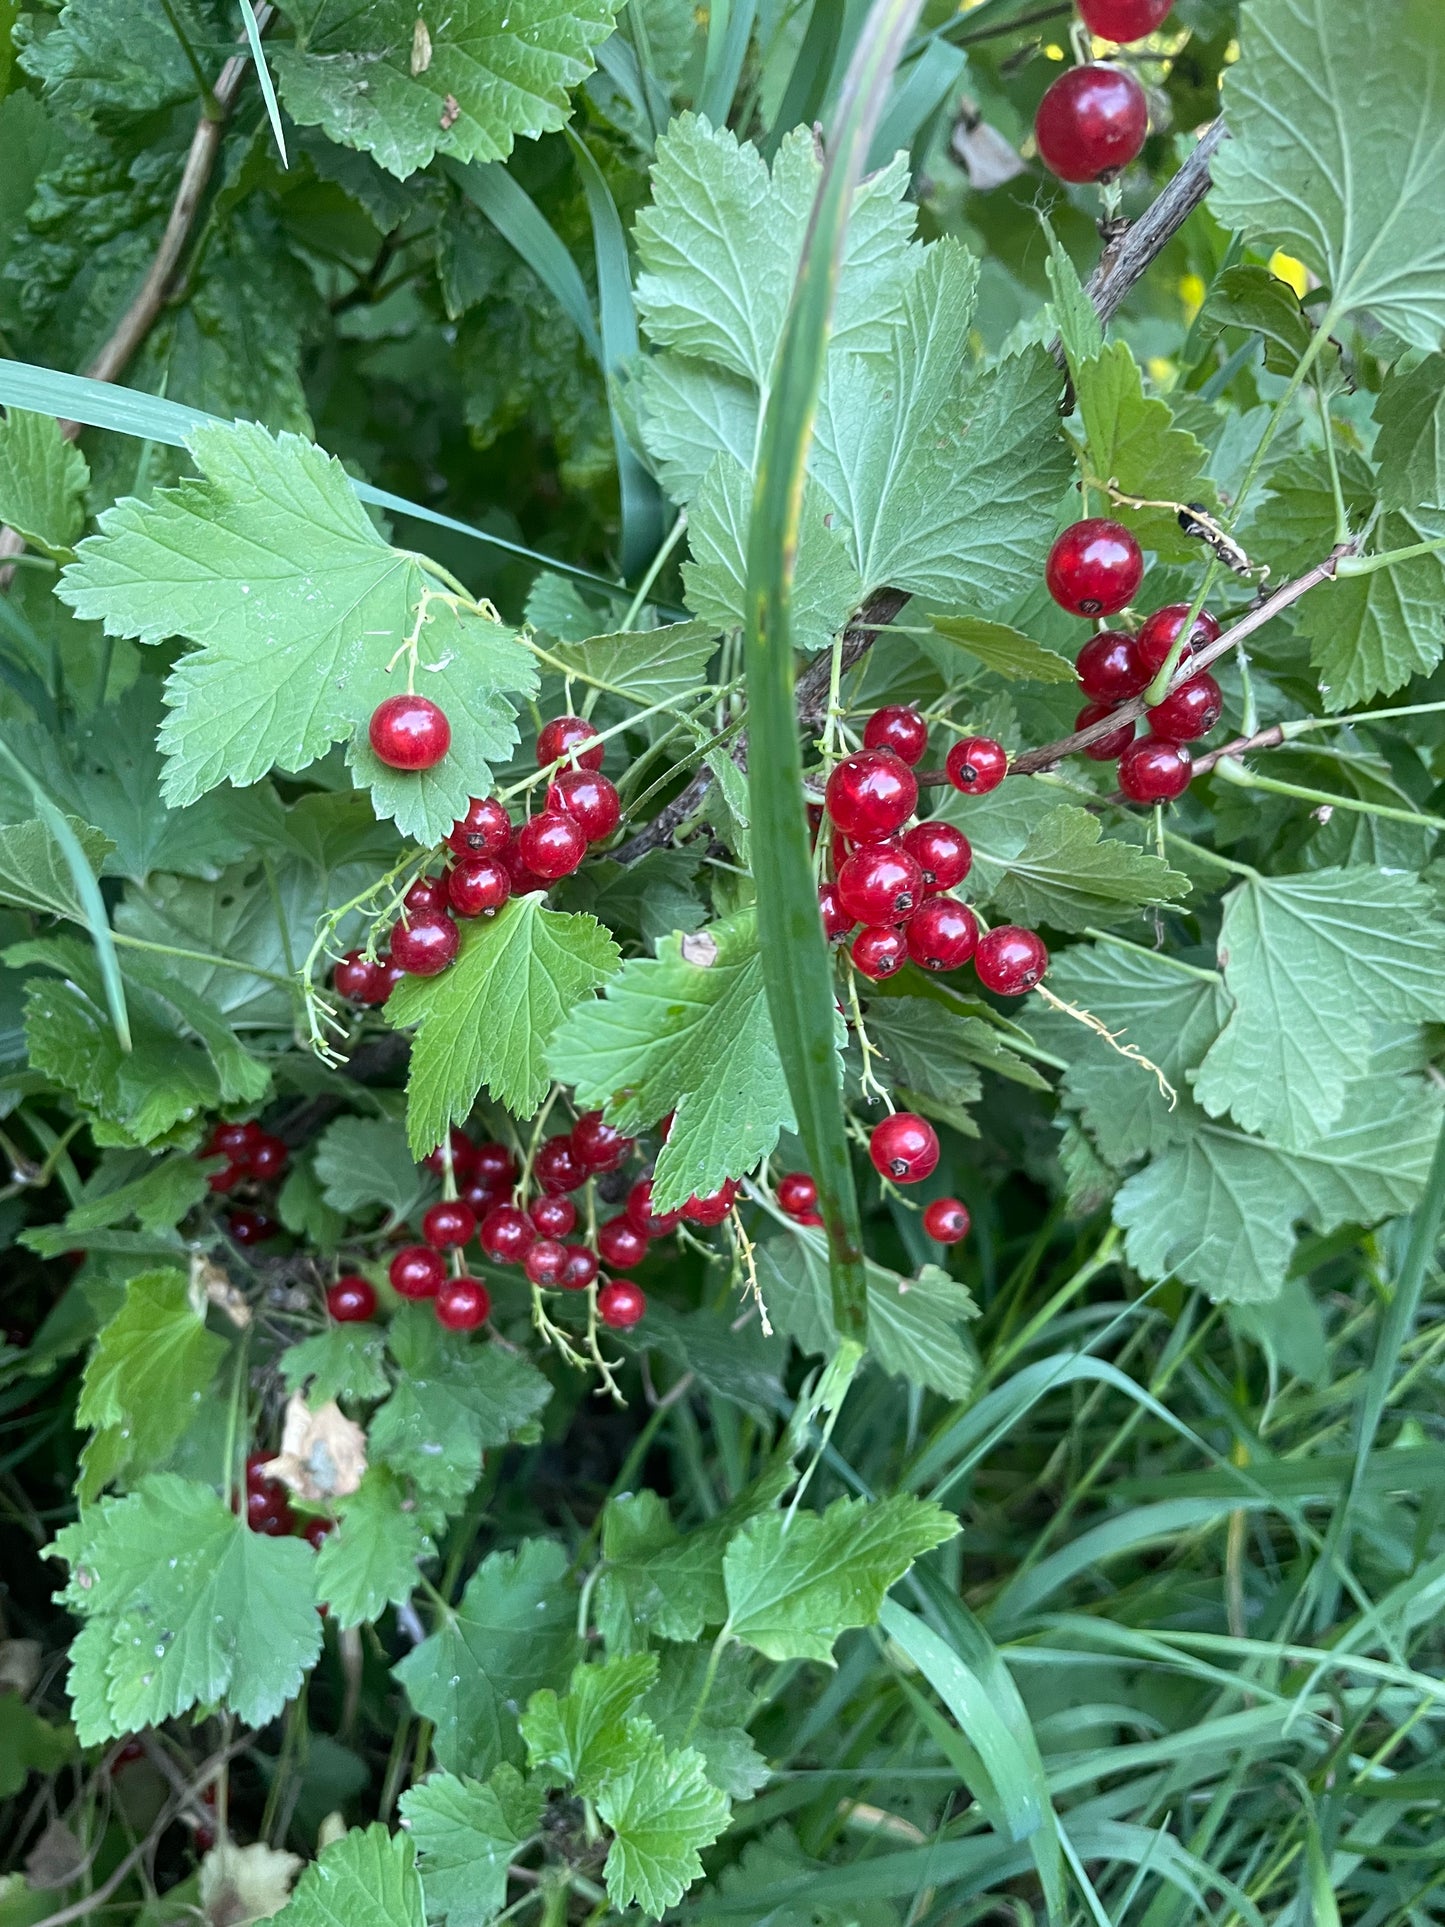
986,805 -> 1190,935
270,1825 -> 423,1927
0,406 -> 87,555
313,1467 -> 435,1629
400,1767 -> 542,1927
596,1729 -> 732,1917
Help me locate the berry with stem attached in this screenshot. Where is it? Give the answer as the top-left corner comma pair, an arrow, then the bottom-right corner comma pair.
436,1276 -> 490,1331
448,856 -> 511,918
333,950 -> 390,1005
1046,518 -> 1143,617
227,1208 -> 276,1246
472,1142 -> 517,1189
327,1275 -> 377,1322
1130,602 -> 1221,679
837,842 -> 925,925
852,925 -> 908,980
389,1245 -> 445,1299
390,911 -> 459,977
905,895 -> 979,971
1078,0 -> 1171,42
974,926 -> 1048,995
923,1197 -> 971,1243
446,796 -> 512,857
1076,629 -> 1148,704
1145,671 -> 1223,743
572,1110 -> 634,1172
403,875 -> 450,917
945,737 -> 1008,797
1118,736 -> 1193,802
537,715 -> 604,771
818,881 -> 854,942
369,694 -> 451,770
422,1199 -> 476,1249
869,1113 -> 939,1184
863,705 -> 929,766
902,821 -> 972,892
1075,701 -> 1136,761
547,769 -> 621,842
479,1204 -> 535,1264
824,750 -> 917,841
683,1180 -> 739,1226
517,812 -> 587,880
599,1280 -> 646,1329
424,1128 -> 475,1179
1034,64 -> 1149,184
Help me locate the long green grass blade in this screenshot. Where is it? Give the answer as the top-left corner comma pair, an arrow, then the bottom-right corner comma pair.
698,0 -> 757,125
237,0 -> 287,168
445,158 -> 603,362
743,0 -> 924,1342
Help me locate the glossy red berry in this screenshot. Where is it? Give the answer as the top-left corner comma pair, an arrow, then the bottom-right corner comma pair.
560,1245 -> 599,1290
974,926 -> 1049,996
529,1196 -> 575,1238
378,956 -> 407,1000
818,881 -> 855,942
905,895 -> 979,971
502,832 -> 551,896
1118,737 -> 1193,802
246,1451 -> 281,1493
436,1275 -> 490,1331
534,1136 -> 588,1194
448,856 -> 511,918
247,1487 -> 294,1536
446,796 -> 512,857
945,737 -> 1008,797
333,949 -> 389,1004
548,768 -> 621,842
248,1132 -> 289,1181
1130,603 -> 1221,679
424,1128 -> 475,1179
227,1208 -> 276,1246
1075,701 -> 1136,761
479,1204 -> 535,1263
537,714 -> 603,771
923,1197 -> 971,1244
403,875 -> 450,917
572,1112 -> 631,1173
863,705 -> 928,767
524,1238 -> 569,1287
1076,629 -> 1148,704
518,811 -> 587,881
684,1180 -> 739,1226
208,1161 -> 245,1194
327,1275 -> 377,1322
902,821 -> 972,892
1078,0 -> 1171,41
390,911 -> 459,977
303,1516 -> 335,1551
207,1119 -> 262,1163
472,1142 -> 517,1188
1046,518 -> 1143,617
625,1178 -> 683,1238
1146,671 -> 1223,743
852,925 -> 908,980
597,1216 -> 648,1270
461,1175 -> 508,1216
776,1172 -> 818,1220
422,1199 -> 476,1249
1034,64 -> 1148,184
599,1280 -> 646,1329
369,693 -> 451,770
869,1113 -> 939,1184
824,750 -> 918,841
389,1244 -> 445,1299
111,1738 -> 147,1770
836,842 -> 925,926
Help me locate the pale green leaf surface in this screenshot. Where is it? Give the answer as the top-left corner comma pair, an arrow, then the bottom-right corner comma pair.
281,1323 -> 390,1405
520,1655 -> 658,1793
270,1824 -> 422,1927
0,407 -> 88,555
0,1699 -> 72,1800
1073,343 -> 1216,558
0,817 -> 113,921
632,353 -> 757,501
597,1729 -> 731,1917
314,1467 -> 434,1629
1373,352 -> 1445,510
929,614 -> 1075,683
400,1766 -> 542,1927
987,805 -> 1190,934
548,619 -> 719,706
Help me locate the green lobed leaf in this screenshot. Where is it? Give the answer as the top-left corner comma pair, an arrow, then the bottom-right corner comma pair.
1198,264 -> 1328,381
986,805 -> 1190,934
1373,352 -> 1445,511
0,1697 -> 73,1800
0,817 -> 113,921
596,1728 -> 732,1917
313,1467 -> 435,1629
281,1322 -> 391,1406
928,614 -> 1075,684
0,407 -> 88,556
400,1766 -> 542,1927
595,1490 -> 730,1652
520,1654 -> 659,1794
547,619 -> 720,706
270,1824 -> 423,1927
1073,342 -> 1217,560
23,1155 -> 209,1257
642,1643 -> 769,1801
867,994 -> 1049,1097
312,1116 -> 429,1220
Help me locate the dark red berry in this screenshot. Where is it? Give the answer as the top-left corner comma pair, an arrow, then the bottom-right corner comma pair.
1046,518 -> 1143,617
572,1110 -> 634,1172
333,949 -> 389,1004
111,1738 -> 146,1770
403,875 -> 450,917
560,1245 -> 599,1290
448,856 -> 511,918
479,1204 -> 535,1263
422,1199 -> 476,1249
1146,671 -> 1223,743
974,926 -> 1048,996
818,881 -> 855,942
389,1244 -> 445,1299
518,811 -> 587,881
625,1178 -> 682,1238
534,1135 -> 588,1194
436,1276 -> 490,1331
923,1197 -> 971,1243
227,1208 -> 276,1246
1078,0 -> 1171,41
837,841 -> 925,926
684,1180 -> 739,1226
524,1237 -> 569,1287
472,1142 -> 517,1188
247,1487 -> 294,1536
208,1161 -> 245,1194
207,1120 -> 261,1162
1076,629 -> 1148,704
599,1280 -> 646,1329
863,705 -> 928,767
902,821 -> 972,892
597,1216 -> 649,1270
905,895 -> 979,971
327,1275 -> 377,1322
378,955 -> 407,1000
461,1175 -> 508,1216
246,1451 -> 281,1494
945,737 -> 1008,797
424,1128 -> 475,1179
502,832 -> 551,896
446,796 -> 512,858
1130,603 -> 1221,679
537,715 -> 603,771
1034,64 -> 1148,184
524,1198 -> 573,1244
829,828 -> 853,874
547,768 -> 621,842
303,1516 -> 335,1551
852,925 -> 908,980
369,694 -> 451,770
1075,701 -> 1136,761
390,911 -> 459,977
869,1113 -> 939,1184
824,750 -> 918,841
248,1132 -> 289,1181
1118,737 -> 1193,802
776,1172 -> 818,1219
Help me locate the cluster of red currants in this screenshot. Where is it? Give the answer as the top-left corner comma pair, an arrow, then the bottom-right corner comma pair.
1033,0 -> 1170,186
203,1118 -> 290,1249
1047,517 -> 1223,802
335,715 -> 620,1001
776,1166 -> 972,1245
818,706 -> 1048,997
241,1452 -> 332,1550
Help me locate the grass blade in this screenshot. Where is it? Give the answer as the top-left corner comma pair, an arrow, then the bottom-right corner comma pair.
237,0 -> 287,168
444,159 -> 603,363
698,0 -> 757,125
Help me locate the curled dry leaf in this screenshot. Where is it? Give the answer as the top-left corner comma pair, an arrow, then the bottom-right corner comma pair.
193,1251 -> 252,1328
200,1841 -> 304,1927
260,1393 -> 366,1500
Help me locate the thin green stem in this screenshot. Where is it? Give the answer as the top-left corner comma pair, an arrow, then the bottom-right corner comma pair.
156,0 -> 220,113
1212,755 -> 1445,831
1335,532 -> 1445,577
1080,926 -> 1221,982
108,929 -> 290,983
620,512 -> 689,631
1160,827 -> 1261,880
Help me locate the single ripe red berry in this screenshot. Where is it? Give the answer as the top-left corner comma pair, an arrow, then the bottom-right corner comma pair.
836,842 -> 925,926
1076,630 -> 1148,704
446,796 -> 512,857
472,1142 -> 517,1188
869,1113 -> 939,1184
684,1180 -> 739,1226
479,1204 -> 535,1263
530,1196 -> 577,1238
227,1208 -> 276,1246
389,1244 -> 445,1299
327,1275 -> 377,1322
1075,701 -> 1136,761
1078,0 -> 1171,42
598,1279 -> 646,1329
247,1487 -> 294,1536
863,705 -> 928,766
852,925 -> 908,980
817,881 -> 855,942
303,1516 -> 335,1551
502,832 -> 551,896
824,750 -> 918,841
905,895 -> 979,971
448,856 -> 511,918
597,1216 -> 649,1270
422,1199 -> 476,1249
378,955 -> 407,1000
1046,519 -> 1143,617
625,1177 -> 682,1238
424,1129 -> 475,1179
111,1738 -> 147,1771
776,1172 -> 818,1220
1145,671 -> 1223,744
945,737 -> 1008,797
518,811 -> 587,881
246,1450 -> 281,1494
369,693 -> 451,770
1118,737 -> 1193,802
390,911 -> 459,977
333,949 -> 389,1004
461,1175 -> 508,1216
974,926 -> 1048,996
524,1237 -> 569,1287
403,875 -> 450,917
923,1197 -> 971,1244
534,1135 -> 588,1194
547,768 -> 621,842
206,1119 -> 261,1162
436,1275 -> 490,1331
902,821 -> 972,892
208,1161 -> 244,1194
572,1110 -> 634,1172
1130,602 -> 1221,679
537,715 -> 603,771
248,1132 -> 289,1180
1034,64 -> 1149,184
560,1245 -> 599,1290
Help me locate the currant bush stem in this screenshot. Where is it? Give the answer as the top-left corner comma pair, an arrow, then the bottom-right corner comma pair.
1334,531 -> 1445,577
1159,827 -> 1260,881
1210,755 -> 1445,831
619,510 -> 689,630
1081,926 -> 1221,983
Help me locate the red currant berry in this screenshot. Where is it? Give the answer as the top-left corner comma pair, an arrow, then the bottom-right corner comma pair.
208,1160 -> 245,1194
548,768 -> 621,842
684,1180 -> 739,1226
597,1216 -> 649,1270
378,955 -> 407,1000
905,895 -> 979,971
473,1142 -> 517,1188
776,1172 -> 818,1219
206,1120 -> 260,1162
923,1197 -> 971,1243
1034,64 -> 1148,185
518,811 -> 587,881
422,1199 -> 476,1249
446,796 -> 512,858
836,842 -> 925,926
436,1275 -> 490,1331
1075,701 -> 1136,761
902,821 -> 972,892
248,1132 -> 289,1180
389,1244 -> 445,1299
1076,629 -> 1148,704
333,949 -> 389,1004
818,881 -> 855,942
227,1208 -> 276,1246
303,1516 -> 335,1551
1118,737 -> 1193,802
1145,671 -> 1223,743
403,875 -> 450,917
1046,518 -> 1143,617
572,1110 -> 634,1172
863,705 -> 928,767
974,926 -> 1048,996
945,737 -> 1008,797
598,1280 -> 646,1329
1130,602 -> 1221,679
390,911 -> 459,977
852,925 -> 908,980
246,1450 -> 281,1494
369,694 -> 451,770
424,1128 -> 475,1179
479,1204 -> 535,1264
534,1135 -> 588,1194
524,1238 -> 569,1287
461,1175 -> 508,1216
869,1113 -> 939,1184
111,1738 -> 147,1770
537,715 -> 603,771
1078,0 -> 1171,41
560,1244 -> 599,1290
829,828 -> 853,874
625,1178 -> 683,1238
448,856 -> 511,918
530,1195 -> 577,1238
247,1487 -> 294,1536
502,832 -> 551,896
327,1275 -> 377,1322
824,750 -> 918,841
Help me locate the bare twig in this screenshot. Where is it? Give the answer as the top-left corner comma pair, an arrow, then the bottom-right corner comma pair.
1083,120 -> 1226,332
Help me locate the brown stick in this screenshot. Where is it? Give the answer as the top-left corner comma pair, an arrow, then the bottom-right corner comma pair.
1083,120 -> 1227,332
